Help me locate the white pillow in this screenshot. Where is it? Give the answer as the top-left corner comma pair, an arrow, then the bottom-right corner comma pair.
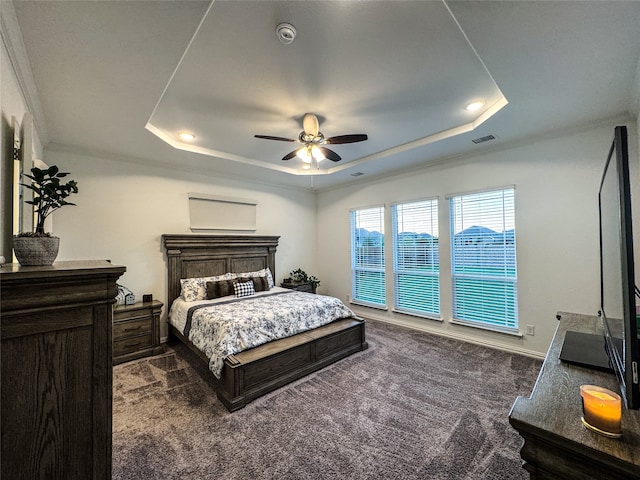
236,268 -> 274,288
180,273 -> 237,302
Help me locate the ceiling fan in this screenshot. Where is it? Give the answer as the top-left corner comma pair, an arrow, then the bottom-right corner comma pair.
254,113 -> 368,164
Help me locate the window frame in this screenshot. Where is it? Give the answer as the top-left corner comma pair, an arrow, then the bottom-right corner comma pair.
350,205 -> 387,309
448,186 -> 518,334
391,197 -> 441,319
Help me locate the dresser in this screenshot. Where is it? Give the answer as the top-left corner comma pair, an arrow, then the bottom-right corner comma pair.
1,260 -> 125,480
113,300 -> 164,364
509,312 -> 640,479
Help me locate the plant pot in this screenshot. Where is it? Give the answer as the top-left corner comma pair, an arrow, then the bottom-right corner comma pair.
12,236 -> 60,266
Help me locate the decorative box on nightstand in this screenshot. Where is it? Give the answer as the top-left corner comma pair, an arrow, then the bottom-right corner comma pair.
113,300 -> 164,364
280,281 -> 316,294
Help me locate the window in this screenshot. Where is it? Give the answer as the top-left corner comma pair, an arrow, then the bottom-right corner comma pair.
449,188 -> 518,332
392,199 -> 439,317
350,206 -> 386,307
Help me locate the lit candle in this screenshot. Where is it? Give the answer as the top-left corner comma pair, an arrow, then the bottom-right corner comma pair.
580,385 -> 622,438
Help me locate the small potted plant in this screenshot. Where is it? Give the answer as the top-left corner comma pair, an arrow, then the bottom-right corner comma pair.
12,165 -> 78,266
289,268 -> 321,293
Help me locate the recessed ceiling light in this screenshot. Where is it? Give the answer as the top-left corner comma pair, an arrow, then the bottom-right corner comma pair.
302,164 -> 311,170
179,132 -> 195,142
465,101 -> 485,112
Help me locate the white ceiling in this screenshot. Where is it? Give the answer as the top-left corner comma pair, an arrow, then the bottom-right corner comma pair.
11,0 -> 640,191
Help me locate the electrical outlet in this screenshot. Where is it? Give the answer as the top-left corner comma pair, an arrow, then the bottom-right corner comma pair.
346,294 -> 350,303
525,324 -> 535,336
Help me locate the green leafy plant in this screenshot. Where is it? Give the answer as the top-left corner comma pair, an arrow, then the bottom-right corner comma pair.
290,268 -> 321,289
19,165 -> 78,235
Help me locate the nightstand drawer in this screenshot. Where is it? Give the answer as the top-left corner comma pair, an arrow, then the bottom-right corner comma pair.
113,334 -> 153,357
112,300 -> 164,365
114,317 -> 152,340
294,283 -> 314,293
280,282 -> 316,293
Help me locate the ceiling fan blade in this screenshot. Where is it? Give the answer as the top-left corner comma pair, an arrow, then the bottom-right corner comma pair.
325,134 -> 368,145
282,150 -> 298,161
319,147 -> 341,162
255,135 -> 296,142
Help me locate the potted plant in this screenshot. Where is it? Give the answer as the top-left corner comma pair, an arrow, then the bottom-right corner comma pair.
289,268 -> 321,293
12,165 -> 78,266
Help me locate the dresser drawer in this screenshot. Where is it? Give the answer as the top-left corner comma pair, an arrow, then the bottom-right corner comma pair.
113,334 -> 153,357
114,317 -> 152,340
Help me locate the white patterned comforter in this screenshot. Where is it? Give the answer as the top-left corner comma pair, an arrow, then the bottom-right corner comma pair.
169,288 -> 355,378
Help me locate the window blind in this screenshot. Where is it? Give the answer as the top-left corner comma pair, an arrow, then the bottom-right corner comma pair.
350,206 -> 386,307
392,199 -> 440,317
449,188 -> 518,331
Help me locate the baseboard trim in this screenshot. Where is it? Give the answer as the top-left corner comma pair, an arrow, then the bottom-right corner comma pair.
358,309 -> 546,361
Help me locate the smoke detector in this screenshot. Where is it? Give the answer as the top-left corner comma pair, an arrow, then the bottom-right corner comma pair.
276,23 -> 297,44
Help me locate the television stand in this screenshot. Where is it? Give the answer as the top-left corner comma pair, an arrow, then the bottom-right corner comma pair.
509,312 -> 640,479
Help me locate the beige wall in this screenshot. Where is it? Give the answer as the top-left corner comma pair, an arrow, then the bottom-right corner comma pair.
3,0 -> 639,355
46,148 -> 318,338
317,121 -> 639,358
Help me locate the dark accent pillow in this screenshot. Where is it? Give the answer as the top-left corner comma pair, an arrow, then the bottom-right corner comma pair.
206,281 -> 220,299
251,276 -> 270,292
206,279 -> 235,299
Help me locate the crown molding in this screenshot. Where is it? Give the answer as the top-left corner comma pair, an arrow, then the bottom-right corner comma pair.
316,113 -> 635,194
0,1 -> 48,144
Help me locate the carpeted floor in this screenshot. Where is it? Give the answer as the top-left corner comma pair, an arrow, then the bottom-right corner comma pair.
112,319 -> 541,480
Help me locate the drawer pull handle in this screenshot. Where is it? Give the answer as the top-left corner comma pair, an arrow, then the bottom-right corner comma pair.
124,341 -> 141,348
123,326 -> 142,332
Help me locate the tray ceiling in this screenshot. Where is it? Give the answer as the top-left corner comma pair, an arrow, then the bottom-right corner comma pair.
10,1 -> 640,190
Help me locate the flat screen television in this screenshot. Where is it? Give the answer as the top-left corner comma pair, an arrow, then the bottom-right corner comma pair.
598,125 -> 639,409
559,125 -> 639,410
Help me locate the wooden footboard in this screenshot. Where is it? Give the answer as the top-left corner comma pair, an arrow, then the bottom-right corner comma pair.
170,318 -> 368,411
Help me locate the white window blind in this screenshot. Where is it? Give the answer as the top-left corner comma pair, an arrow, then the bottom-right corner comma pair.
392,199 -> 440,317
350,206 -> 386,307
449,188 -> 518,332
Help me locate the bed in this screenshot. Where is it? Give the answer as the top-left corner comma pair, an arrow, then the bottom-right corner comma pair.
162,234 -> 368,411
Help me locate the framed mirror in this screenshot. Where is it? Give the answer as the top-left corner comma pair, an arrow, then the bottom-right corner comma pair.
13,113 -> 34,236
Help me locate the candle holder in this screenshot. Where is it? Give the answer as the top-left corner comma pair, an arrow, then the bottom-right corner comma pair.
580,385 -> 622,438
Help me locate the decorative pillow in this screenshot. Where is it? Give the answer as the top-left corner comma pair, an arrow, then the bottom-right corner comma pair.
180,273 -> 236,302
252,276 -> 270,292
206,278 -> 253,299
206,280 -> 225,299
263,268 -> 274,288
233,280 -> 255,298
235,268 -> 274,288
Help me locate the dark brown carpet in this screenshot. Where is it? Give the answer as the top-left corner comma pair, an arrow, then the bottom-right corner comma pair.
112,319 -> 541,479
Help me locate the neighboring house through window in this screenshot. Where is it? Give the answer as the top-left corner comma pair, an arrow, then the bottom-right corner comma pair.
350,206 -> 386,308
392,198 -> 440,318
449,187 -> 518,332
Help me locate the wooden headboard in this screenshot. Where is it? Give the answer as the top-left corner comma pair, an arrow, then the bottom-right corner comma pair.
162,234 -> 279,306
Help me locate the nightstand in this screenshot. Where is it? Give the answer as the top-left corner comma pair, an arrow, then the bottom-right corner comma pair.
113,300 -> 164,365
280,281 -> 316,294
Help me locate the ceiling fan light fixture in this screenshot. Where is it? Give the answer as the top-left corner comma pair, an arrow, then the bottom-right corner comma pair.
311,145 -> 325,161
297,146 -> 312,163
